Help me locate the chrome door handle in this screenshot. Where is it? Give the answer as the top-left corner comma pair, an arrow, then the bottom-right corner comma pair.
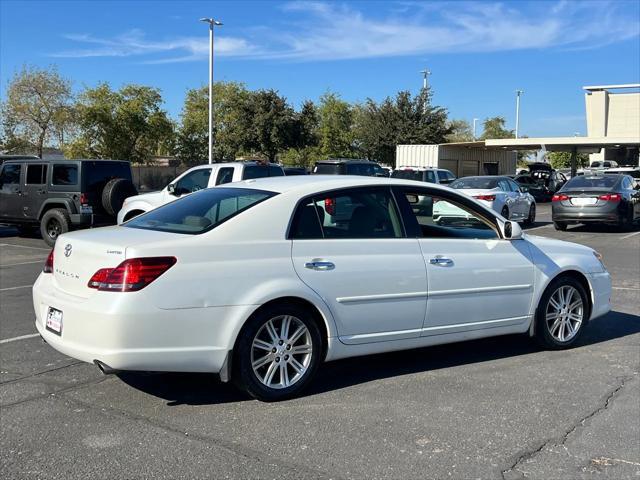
429,257 -> 453,266
305,260 -> 335,271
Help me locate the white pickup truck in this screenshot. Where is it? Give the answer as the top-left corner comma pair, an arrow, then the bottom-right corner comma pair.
117,161 -> 284,224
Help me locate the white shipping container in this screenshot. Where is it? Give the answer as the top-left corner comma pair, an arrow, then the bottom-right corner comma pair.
395,145 -> 439,168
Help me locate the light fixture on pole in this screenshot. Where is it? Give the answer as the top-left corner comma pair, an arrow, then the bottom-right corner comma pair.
420,68 -> 431,91
199,17 -> 223,165
515,89 -> 524,139
472,118 -> 479,140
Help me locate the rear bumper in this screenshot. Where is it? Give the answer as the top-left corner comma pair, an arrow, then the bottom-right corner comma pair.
552,212 -> 620,223
33,273 -> 254,373
69,213 -> 115,227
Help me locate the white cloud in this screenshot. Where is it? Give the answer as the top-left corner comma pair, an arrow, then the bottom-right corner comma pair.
50,1 -> 639,63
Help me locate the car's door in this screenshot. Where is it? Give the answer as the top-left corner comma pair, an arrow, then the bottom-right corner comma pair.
0,163 -> 24,220
508,178 -> 529,216
395,186 -> 534,336
290,186 -> 428,345
22,163 -> 48,220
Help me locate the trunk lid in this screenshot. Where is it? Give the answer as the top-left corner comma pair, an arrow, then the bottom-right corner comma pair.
51,226 -> 179,298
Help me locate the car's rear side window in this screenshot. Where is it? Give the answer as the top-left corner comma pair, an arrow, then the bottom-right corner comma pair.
26,164 -> 48,184
391,170 -> 422,181
126,187 -> 276,234
242,165 -> 284,179
52,164 -> 78,185
313,163 -> 342,175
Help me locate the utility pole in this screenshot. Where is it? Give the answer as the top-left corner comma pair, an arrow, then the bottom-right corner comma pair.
472,118 -> 479,140
200,17 -> 223,164
420,68 -> 431,91
515,89 -> 524,139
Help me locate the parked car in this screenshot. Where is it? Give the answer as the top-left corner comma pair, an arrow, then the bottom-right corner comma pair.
604,167 -> 640,187
34,176 -> 611,401
552,174 -> 640,231
512,174 -> 553,202
449,176 -> 536,224
284,167 -> 308,176
528,162 -> 567,194
392,166 -> 456,185
0,158 -> 136,246
117,161 -> 284,223
590,160 -> 618,169
312,159 -> 384,176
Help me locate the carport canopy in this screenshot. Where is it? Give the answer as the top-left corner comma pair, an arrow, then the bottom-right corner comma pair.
484,136 -> 640,176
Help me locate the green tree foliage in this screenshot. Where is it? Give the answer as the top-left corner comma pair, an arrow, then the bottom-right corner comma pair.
547,151 -> 589,169
479,116 -> 514,140
248,89 -> 297,161
1,65 -> 72,157
354,89 -> 451,165
65,83 -> 173,163
317,92 -> 357,159
446,119 -> 474,143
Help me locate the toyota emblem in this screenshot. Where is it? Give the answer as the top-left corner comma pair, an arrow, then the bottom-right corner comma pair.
64,244 -> 72,257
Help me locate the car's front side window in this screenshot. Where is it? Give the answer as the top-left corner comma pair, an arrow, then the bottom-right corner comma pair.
425,171 -> 436,183
290,188 -> 403,239
175,168 -> 211,194
398,188 -> 498,240
0,164 -> 22,187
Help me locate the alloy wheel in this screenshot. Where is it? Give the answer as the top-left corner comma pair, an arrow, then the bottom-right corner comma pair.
545,285 -> 584,342
47,219 -> 61,239
251,315 -> 313,389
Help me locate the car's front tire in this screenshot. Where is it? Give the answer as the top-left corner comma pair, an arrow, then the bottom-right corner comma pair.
534,276 -> 589,349
233,304 -> 322,401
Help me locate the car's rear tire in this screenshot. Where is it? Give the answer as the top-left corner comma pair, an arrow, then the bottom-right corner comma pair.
524,203 -> 536,226
501,206 -> 509,219
553,221 -> 567,231
534,276 -> 589,350
102,178 -> 138,217
618,208 -> 635,232
233,304 -> 322,401
40,208 -> 70,247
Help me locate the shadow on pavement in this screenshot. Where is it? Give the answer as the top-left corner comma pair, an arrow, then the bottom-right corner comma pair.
117,310 -> 640,406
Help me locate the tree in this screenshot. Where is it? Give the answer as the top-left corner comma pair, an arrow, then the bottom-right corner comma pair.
248,89 -> 297,161
1,65 -> 72,157
547,151 -> 589,169
65,83 -> 173,163
479,116 -> 514,140
446,119 -> 474,143
317,92 -> 357,159
354,89 -> 452,165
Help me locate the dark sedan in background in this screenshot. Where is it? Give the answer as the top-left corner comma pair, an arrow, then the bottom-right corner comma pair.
552,174 -> 640,231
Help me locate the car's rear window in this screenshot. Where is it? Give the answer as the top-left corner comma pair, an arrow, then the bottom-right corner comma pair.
391,169 -> 423,181
83,162 -> 132,192
564,175 -> 618,190
450,177 -> 498,189
242,165 -> 284,179
125,187 -> 276,234
314,163 -> 342,175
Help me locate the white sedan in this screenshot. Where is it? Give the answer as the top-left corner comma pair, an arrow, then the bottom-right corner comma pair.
448,176 -> 536,224
34,176 -> 611,401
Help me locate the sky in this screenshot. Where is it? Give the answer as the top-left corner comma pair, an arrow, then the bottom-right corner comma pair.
1,0 -> 639,137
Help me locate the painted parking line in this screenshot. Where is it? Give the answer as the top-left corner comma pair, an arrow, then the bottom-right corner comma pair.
0,243 -> 50,251
0,260 -> 46,267
612,286 -> 640,291
0,333 -> 40,344
620,231 -> 640,240
0,285 -> 32,292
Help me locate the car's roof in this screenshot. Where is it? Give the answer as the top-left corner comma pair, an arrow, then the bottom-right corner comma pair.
395,166 -> 447,171
224,174 -> 454,195
315,158 -> 373,164
1,157 -> 129,164
187,161 -> 281,170
454,175 -> 509,180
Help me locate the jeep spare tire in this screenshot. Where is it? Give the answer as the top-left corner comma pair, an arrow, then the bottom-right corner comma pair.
102,178 -> 138,216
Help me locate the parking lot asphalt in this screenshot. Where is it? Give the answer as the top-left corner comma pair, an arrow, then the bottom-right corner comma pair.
1,203 -> 638,479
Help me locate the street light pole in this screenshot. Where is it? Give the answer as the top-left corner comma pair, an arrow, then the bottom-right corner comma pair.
420,68 -> 431,91
472,118 -> 479,140
515,89 -> 524,139
200,17 -> 222,164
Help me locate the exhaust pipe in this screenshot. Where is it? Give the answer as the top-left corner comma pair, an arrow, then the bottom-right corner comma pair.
93,360 -> 119,375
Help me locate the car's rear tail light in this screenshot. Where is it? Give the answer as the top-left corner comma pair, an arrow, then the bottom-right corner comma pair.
552,194 -> 569,202
598,193 -> 621,202
92,257 -> 177,292
87,268 -> 113,289
473,195 -> 496,201
79,193 -> 89,206
325,197 -> 336,215
43,249 -> 54,273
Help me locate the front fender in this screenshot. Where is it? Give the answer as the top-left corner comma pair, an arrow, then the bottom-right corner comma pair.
117,201 -> 153,224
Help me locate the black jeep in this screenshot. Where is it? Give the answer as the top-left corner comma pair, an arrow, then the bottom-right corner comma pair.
0,158 -> 136,246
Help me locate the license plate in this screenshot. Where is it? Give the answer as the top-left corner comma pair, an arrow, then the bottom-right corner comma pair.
571,197 -> 597,206
80,205 -> 93,214
46,307 -> 63,335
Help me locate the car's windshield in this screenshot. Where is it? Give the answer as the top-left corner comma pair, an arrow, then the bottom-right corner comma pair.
126,187 -> 276,234
564,175 -> 618,190
391,169 -> 423,181
450,177 -> 498,189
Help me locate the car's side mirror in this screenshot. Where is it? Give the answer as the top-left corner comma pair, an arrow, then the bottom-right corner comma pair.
520,186 -> 529,193
500,219 -> 523,240
167,183 -> 178,195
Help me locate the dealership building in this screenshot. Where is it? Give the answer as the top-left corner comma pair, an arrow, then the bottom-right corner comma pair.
397,83 -> 640,177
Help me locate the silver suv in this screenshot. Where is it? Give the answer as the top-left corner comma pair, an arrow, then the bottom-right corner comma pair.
392,166 -> 456,185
